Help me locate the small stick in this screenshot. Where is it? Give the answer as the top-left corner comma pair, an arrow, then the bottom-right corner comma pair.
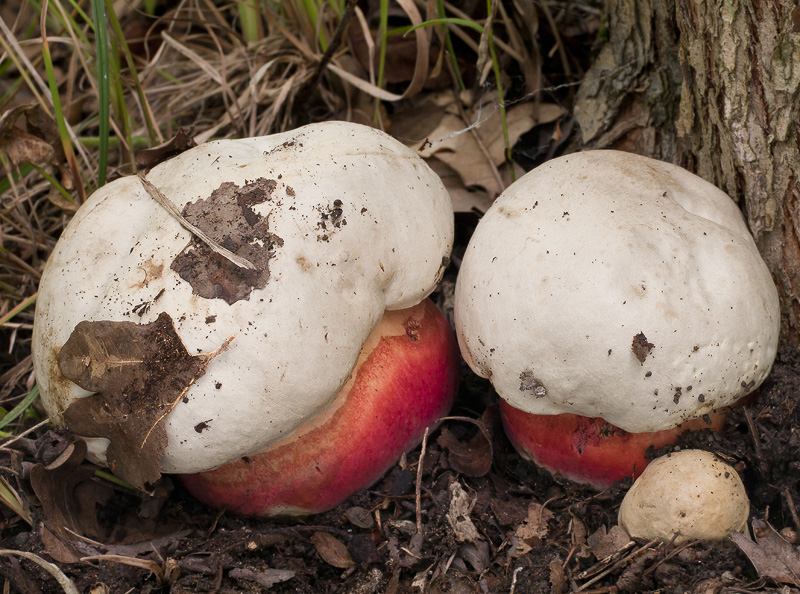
577,537 -> 660,592
743,406 -> 768,478
415,426 -> 429,535
784,488 -> 800,533
137,173 -> 256,271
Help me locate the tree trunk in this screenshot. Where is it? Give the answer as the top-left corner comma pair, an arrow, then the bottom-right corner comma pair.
573,0 -> 800,345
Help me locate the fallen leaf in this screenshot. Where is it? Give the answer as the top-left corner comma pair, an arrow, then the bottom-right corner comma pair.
171,178 -> 283,305
416,95 -> 563,197
446,481 -> 481,543
29,440 -> 114,563
587,525 -> 634,560
310,531 -> 355,568
732,519 -> 800,586
0,127 -> 54,168
59,312 -> 230,490
229,567 -> 296,588
437,414 -> 493,477
513,501 -> 554,556
346,506 -> 375,529
135,128 -> 197,169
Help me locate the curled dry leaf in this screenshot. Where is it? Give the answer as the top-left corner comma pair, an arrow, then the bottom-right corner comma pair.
310,531 -> 356,569
135,128 -> 197,169
29,439 -> 114,563
59,312 -> 231,490
732,519 -> 800,586
436,412 -> 494,477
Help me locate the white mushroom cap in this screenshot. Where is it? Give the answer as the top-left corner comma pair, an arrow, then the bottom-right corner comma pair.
618,449 -> 749,543
33,121 -> 453,474
455,150 -> 779,433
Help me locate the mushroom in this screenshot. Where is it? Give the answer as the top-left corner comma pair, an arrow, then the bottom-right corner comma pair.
618,449 -> 749,543
180,298 -> 458,516
32,121 -> 455,494
454,150 -> 780,488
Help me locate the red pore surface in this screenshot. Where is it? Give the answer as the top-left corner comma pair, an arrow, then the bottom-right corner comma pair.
499,400 -> 727,490
180,299 -> 458,516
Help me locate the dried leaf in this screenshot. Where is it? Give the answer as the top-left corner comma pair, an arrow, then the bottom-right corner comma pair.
513,502 -> 554,556
0,127 -> 54,167
587,525 -> 633,560
135,128 -> 197,169
346,506 -> 375,529
59,312 -> 230,490
229,567 -> 296,588
732,519 -> 800,586
29,440 -> 114,563
446,482 -> 481,543
0,103 -> 62,169
417,97 -> 563,197
437,424 -> 492,477
310,531 -> 355,569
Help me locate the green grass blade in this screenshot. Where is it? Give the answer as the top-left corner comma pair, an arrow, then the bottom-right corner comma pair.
104,0 -> 159,145
90,0 -> 110,187
0,385 -> 40,431
238,0 -> 261,43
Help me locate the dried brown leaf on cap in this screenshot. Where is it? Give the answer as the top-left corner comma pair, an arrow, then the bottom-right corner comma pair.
58,312 -> 231,490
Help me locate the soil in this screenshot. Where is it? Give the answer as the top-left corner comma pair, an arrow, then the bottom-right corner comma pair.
1,341 -> 800,593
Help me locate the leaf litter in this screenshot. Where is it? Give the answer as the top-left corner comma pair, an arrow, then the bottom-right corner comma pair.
58,312 -> 232,490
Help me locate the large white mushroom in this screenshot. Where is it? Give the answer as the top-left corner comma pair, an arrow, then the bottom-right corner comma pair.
455,150 -> 780,486
32,121 -> 454,489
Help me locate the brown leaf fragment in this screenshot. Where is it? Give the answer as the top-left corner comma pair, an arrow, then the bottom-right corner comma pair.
632,331 -> 654,364
437,410 -> 495,477
135,128 -> 197,169
732,519 -> 800,586
310,531 -> 356,568
549,560 -> 566,594
0,104 -> 63,168
0,127 -> 55,167
29,440 -> 114,563
587,525 -> 634,560
59,312 -> 229,490
171,178 -> 283,304
346,505 -> 375,529
229,567 -> 296,588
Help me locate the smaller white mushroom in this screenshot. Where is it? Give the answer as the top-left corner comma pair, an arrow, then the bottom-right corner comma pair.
618,449 -> 749,543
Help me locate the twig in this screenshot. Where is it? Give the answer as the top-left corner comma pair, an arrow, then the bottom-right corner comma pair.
784,488 -> 800,533
0,417 -> 52,451
743,406 -> 768,478
577,537 -> 660,592
0,550 -> 80,594
137,173 -> 256,270
415,426 -> 429,535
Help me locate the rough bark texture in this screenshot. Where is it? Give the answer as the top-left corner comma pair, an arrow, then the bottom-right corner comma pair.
573,0 -> 800,345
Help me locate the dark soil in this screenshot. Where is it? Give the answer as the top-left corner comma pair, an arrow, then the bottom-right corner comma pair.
2,344 -> 800,594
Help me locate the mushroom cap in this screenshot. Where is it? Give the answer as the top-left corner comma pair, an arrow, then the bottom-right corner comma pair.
33,121 -> 454,474
455,150 -> 779,433
617,449 -> 749,543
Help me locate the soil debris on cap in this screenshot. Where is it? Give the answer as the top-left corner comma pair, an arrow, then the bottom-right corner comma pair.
58,312 -> 231,490
631,331 -> 655,364
171,178 -> 283,305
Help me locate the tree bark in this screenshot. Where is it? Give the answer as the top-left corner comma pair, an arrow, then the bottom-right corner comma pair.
573,0 -> 800,345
